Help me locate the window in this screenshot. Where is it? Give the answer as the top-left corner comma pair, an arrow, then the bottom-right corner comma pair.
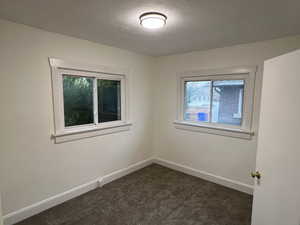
97,79 -> 121,123
184,80 -> 245,125
175,66 -> 256,139
50,58 -> 131,143
63,75 -> 94,127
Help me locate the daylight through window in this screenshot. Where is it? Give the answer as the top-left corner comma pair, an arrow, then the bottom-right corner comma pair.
176,67 -> 256,137
50,58 -> 130,142
62,75 -> 123,127
184,80 -> 245,126
63,75 -> 94,127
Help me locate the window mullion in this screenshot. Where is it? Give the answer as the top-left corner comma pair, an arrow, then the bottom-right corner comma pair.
93,78 -> 98,125
209,80 -> 213,123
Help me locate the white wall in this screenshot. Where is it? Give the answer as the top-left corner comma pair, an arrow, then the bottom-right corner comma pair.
152,36 -> 300,186
0,19 -> 155,215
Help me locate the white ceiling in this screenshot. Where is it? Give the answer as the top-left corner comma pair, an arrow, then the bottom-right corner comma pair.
0,0 -> 300,56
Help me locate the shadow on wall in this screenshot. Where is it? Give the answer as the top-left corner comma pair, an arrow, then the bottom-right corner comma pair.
0,195 -> 3,225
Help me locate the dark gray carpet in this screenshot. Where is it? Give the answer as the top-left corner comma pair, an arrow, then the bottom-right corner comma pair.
15,164 -> 252,225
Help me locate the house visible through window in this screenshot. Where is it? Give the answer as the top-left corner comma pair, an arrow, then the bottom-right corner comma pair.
184,80 -> 245,126
176,66 -> 256,138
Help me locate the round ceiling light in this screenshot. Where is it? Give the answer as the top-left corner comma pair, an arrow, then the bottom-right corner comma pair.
139,12 -> 167,29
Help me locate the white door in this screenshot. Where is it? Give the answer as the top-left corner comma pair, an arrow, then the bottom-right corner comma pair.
251,49 -> 300,225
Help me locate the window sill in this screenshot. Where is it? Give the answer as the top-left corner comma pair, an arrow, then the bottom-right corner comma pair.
52,122 -> 132,143
173,120 -> 254,139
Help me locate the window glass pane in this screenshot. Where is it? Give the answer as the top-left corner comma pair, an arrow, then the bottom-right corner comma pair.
98,79 -> 121,123
63,75 -> 94,127
212,80 -> 244,125
184,81 -> 211,122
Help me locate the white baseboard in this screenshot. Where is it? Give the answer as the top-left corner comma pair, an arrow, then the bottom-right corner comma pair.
3,158 -> 154,225
154,158 -> 254,195
101,158 -> 154,186
3,180 -> 99,225
3,157 -> 252,225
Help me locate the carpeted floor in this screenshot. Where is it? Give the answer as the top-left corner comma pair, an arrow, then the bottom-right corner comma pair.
15,164 -> 252,225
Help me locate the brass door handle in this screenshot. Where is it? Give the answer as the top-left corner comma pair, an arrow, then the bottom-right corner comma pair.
251,171 -> 261,179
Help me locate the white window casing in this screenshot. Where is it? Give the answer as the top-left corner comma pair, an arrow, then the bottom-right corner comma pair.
175,66 -> 257,139
49,58 -> 131,143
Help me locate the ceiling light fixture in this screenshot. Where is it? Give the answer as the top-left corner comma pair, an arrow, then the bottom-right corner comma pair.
139,12 -> 167,29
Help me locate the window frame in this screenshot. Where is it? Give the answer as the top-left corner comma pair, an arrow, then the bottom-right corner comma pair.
175,66 -> 257,139
49,58 -> 131,143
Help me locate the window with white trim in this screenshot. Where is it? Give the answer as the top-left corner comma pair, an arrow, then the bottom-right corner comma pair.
175,66 -> 256,139
50,58 -> 131,143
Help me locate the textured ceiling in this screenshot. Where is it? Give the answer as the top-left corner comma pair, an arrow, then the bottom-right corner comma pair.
0,0 -> 300,56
